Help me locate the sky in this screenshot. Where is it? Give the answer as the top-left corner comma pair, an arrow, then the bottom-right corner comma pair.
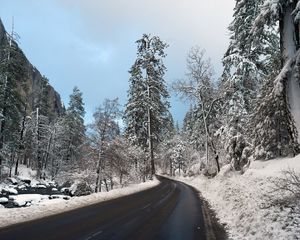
0,0 -> 235,125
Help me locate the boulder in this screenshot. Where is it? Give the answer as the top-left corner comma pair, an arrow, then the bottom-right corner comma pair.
60,180 -> 72,188
0,197 -> 8,204
70,182 -> 93,197
7,178 -> 18,185
2,187 -> 18,195
18,176 -> 31,185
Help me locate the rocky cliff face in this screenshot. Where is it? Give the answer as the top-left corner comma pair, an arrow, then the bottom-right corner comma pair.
0,18 -> 65,119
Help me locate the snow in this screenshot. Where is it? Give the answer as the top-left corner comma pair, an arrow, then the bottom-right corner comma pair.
9,194 -> 49,207
0,178 -> 159,228
176,155 -> 300,240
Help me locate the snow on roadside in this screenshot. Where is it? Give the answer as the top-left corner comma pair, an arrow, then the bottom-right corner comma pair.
9,194 -> 49,207
177,155 -> 300,240
0,178 -> 160,228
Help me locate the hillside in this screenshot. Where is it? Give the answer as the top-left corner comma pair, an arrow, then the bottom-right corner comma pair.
0,18 -> 64,119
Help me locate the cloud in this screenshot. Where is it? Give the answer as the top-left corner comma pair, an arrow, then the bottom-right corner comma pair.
1,0 -> 235,124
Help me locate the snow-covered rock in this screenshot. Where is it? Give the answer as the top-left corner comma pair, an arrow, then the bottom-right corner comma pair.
17,185 -> 27,190
49,195 -> 70,200
7,178 -> 18,185
60,187 -> 70,194
0,197 -> 8,204
2,187 -> 18,195
17,176 -> 31,185
70,182 -> 93,196
10,194 -> 49,207
36,184 -> 46,189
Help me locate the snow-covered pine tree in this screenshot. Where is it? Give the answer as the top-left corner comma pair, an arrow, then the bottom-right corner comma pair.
252,0 -> 300,159
182,105 -> 195,138
64,86 -> 86,164
124,63 -> 148,148
123,34 -> 170,176
170,137 -> 186,176
221,0 -> 280,169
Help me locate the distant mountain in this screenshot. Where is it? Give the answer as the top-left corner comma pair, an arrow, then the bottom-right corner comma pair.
0,18 -> 65,120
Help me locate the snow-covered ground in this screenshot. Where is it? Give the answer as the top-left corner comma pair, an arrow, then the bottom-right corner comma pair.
0,178 -> 159,228
177,155 -> 300,240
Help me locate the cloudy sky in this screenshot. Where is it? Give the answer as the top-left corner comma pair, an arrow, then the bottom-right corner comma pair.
0,0 -> 235,125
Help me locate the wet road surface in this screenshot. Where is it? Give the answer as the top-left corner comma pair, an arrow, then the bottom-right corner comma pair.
0,176 -> 227,240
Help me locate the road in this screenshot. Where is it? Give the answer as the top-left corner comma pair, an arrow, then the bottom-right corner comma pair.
0,176 -> 227,240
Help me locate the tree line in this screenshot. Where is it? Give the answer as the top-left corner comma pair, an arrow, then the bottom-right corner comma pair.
1,0 -> 300,190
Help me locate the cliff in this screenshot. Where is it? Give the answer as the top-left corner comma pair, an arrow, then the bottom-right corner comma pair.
0,18 -> 65,119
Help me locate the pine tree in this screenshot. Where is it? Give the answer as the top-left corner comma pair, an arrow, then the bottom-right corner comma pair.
123,34 -> 170,177
64,86 -> 86,164
251,0 -> 300,159
221,0 -> 280,169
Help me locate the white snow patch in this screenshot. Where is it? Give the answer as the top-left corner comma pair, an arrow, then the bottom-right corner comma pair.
0,178 -> 159,228
176,155 -> 300,240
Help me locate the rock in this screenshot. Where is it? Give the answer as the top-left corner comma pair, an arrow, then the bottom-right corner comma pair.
7,177 -> 18,185
0,204 -> 4,209
51,188 -> 58,191
36,184 -> 46,189
60,180 -> 72,188
0,19 -> 65,120
60,188 -> 70,194
18,176 -> 31,185
14,200 -> 26,207
70,182 -> 93,197
49,195 -> 70,200
47,181 -> 57,187
0,197 -> 8,204
17,185 -> 27,190
2,187 -> 18,195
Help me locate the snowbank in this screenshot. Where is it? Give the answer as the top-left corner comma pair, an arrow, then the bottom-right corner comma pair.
177,155 -> 300,240
0,178 -> 160,228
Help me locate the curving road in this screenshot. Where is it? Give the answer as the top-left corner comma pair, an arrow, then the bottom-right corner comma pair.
0,176 -> 227,240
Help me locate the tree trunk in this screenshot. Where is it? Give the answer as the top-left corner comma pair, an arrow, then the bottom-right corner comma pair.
110,177 -> 113,190
95,149 -> 103,193
280,2 -> 300,146
147,86 -> 155,178
104,178 -> 109,192
169,159 -> 172,176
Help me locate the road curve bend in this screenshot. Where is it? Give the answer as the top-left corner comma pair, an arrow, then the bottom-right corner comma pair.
0,176 -> 227,240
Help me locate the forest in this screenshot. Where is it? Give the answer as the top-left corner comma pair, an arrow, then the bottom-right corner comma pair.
0,0 -> 300,192
1,1 -> 300,239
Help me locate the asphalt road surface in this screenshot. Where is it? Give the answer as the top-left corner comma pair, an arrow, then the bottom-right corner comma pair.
0,176 -> 227,240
